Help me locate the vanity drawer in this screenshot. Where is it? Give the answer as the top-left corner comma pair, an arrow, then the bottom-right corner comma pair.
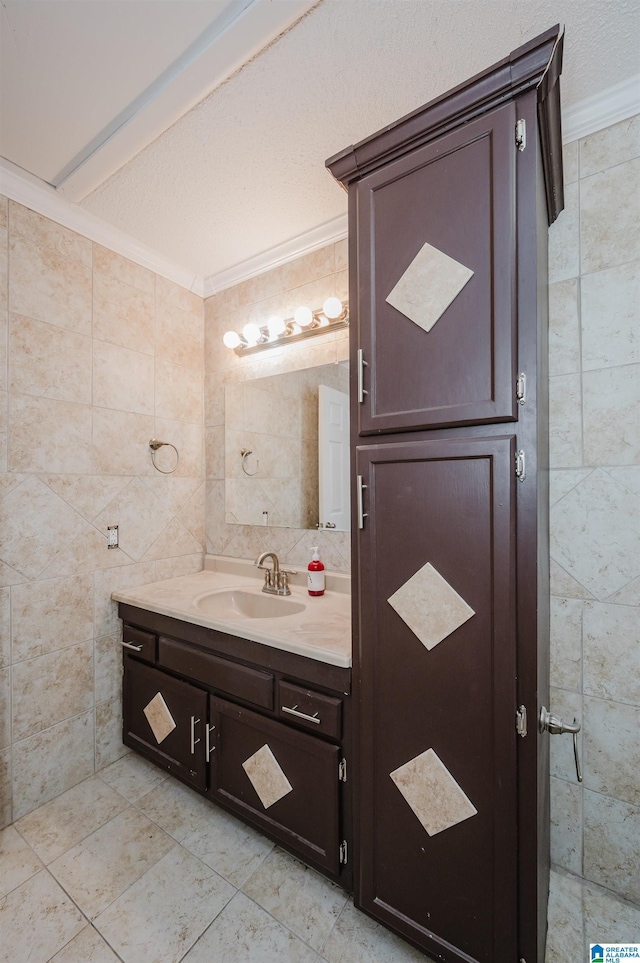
122,625 -> 156,663
159,637 -> 274,711
277,681 -> 342,739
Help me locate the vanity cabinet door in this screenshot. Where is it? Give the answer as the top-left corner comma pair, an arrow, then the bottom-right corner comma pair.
354,102 -> 517,435
123,658 -> 207,791
208,697 -> 342,875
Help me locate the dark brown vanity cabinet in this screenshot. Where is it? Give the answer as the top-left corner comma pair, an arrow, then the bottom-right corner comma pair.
327,25 -> 564,963
119,605 -> 352,888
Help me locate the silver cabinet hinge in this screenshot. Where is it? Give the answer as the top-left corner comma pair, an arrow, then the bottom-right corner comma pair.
516,705 -> 527,738
357,475 -> 368,529
515,449 -> 526,483
516,119 -> 526,151
516,372 -> 527,406
357,348 -> 368,403
339,758 -> 347,782
339,840 -> 348,865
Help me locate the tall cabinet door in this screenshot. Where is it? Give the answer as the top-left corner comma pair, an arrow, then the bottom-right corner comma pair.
355,435 -> 517,963
354,102 -> 517,435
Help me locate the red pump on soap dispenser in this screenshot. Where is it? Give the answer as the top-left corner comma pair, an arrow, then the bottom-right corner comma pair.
308,546 -> 325,596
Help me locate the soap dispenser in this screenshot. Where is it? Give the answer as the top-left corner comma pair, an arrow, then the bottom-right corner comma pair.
308,546 -> 325,596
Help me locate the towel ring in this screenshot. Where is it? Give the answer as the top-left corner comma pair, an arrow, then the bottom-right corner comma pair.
149,439 -> 180,474
241,448 -> 258,476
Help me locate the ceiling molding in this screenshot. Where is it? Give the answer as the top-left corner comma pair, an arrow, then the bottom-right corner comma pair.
55,0 -> 318,203
201,213 -> 348,298
1,75 -> 636,299
0,157 -> 204,295
562,72 -> 640,144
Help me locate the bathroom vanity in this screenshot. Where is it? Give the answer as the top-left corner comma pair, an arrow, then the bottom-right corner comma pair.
113,559 -> 352,889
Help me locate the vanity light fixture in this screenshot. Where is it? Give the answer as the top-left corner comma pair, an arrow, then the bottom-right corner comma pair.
222,298 -> 349,356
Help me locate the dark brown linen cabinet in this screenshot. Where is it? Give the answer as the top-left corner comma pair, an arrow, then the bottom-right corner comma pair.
327,26 -> 564,963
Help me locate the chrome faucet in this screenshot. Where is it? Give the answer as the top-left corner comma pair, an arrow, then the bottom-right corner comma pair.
255,551 -> 296,596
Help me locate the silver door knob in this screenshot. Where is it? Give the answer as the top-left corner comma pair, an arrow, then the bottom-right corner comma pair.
539,706 -> 582,782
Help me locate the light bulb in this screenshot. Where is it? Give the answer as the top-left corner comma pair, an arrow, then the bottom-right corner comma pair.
267,315 -> 286,337
294,306 -> 313,327
223,330 -> 241,349
323,297 -> 343,320
242,323 -> 261,345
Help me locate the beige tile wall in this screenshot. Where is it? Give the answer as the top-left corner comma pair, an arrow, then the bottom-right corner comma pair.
548,115 -> 640,904
204,241 -> 351,572
0,198 -> 205,825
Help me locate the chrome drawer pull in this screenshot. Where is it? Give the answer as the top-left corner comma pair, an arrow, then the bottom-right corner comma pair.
281,704 -> 321,724
190,716 -> 201,753
121,640 -> 143,652
205,723 -> 215,762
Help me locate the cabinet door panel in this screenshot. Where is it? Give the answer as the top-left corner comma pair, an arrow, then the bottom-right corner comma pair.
356,435 -> 517,963
209,697 -> 341,875
355,103 -> 516,434
123,658 -> 207,790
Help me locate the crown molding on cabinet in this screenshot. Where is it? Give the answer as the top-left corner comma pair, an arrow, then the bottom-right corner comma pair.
0,75 -> 637,298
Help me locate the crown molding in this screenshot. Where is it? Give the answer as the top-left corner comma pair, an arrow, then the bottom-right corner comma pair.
202,213 -> 348,298
0,157 -> 205,295
562,72 -> 640,144
1,75 -> 636,300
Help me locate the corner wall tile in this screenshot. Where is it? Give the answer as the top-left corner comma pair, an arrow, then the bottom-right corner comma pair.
545,870 -> 584,963
580,114 -> 640,178
583,696 -> 640,807
92,340 -> 154,415
583,880 -> 640,945
583,790 -> 640,903
550,470 -> 640,600
9,234 -> 92,335
0,667 -> 10,750
0,476 -> 86,581
12,641 -> 94,741
95,633 -> 122,706
93,271 -> 155,355
156,298 -> 204,369
549,181 -> 580,283
550,776 -> 583,875
95,697 -> 128,770
583,364 -> 640,466
92,409 -> 155,476
8,313 -> 92,404
11,573 -> 94,662
12,711 -> 95,819
93,243 -> 155,294
583,601 -> 640,705
0,587 -> 9,668
0,747 -> 11,828
8,393 -> 92,473
550,597 -> 583,692
155,359 -> 203,423
581,261 -> 640,371
549,373 -> 582,468
581,157 -> 640,274
548,279 -> 581,376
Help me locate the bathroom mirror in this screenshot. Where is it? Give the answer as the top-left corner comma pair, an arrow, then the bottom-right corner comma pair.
224,362 -> 349,530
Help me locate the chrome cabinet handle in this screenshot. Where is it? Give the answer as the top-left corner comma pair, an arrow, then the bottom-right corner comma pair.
190,716 -> 201,754
205,723 -> 215,762
539,706 -> 582,782
121,640 -> 143,652
357,348 -> 368,403
357,475 -> 368,530
281,704 -> 321,724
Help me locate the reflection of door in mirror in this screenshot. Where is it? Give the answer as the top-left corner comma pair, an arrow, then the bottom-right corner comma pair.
318,385 -> 350,532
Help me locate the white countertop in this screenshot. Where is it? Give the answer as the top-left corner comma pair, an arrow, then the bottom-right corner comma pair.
112,556 -> 352,668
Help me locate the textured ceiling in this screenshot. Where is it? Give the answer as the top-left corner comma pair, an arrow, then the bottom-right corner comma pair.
73,0 -> 639,278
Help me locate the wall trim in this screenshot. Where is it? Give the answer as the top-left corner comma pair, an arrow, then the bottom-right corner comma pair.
562,72 -> 640,144
201,213 -> 348,298
0,157 -> 205,295
1,75 -> 637,298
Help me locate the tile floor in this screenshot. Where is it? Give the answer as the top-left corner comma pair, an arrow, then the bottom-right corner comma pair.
1,753 -> 638,963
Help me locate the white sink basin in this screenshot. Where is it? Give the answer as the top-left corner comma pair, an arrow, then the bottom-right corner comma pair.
194,588 -> 306,620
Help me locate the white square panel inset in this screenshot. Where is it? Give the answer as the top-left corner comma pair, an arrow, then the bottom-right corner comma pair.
387,561 -> 475,650
386,241 -> 474,333
242,744 -> 293,810
390,748 -> 477,836
143,692 -> 176,744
